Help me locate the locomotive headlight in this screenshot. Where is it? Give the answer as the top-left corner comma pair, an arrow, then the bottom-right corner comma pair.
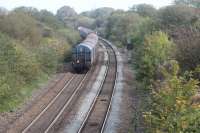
77,60 -> 80,63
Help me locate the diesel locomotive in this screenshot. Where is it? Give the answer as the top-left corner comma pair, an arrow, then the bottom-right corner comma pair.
72,27 -> 98,72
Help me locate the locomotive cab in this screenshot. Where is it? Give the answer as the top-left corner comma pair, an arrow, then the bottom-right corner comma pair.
72,44 -> 92,72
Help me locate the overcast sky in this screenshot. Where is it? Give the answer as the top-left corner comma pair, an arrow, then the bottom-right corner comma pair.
0,0 -> 173,13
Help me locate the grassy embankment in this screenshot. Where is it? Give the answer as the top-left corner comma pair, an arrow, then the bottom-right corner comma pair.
0,9 -> 80,112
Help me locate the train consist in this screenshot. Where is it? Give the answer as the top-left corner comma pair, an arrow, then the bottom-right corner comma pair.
72,27 -> 98,72
78,26 -> 93,38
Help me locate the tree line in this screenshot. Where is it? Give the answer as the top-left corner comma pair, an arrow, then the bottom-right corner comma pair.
80,0 -> 200,132
0,7 -> 80,112
0,1 -> 200,131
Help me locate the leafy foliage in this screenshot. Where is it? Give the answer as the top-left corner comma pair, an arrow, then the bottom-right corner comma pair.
81,7 -> 114,34
56,6 -> 77,20
0,2 -> 200,132
79,2 -> 200,132
81,7 -> 114,19
80,2 -> 200,132
106,11 -> 143,46
0,8 -> 79,112
144,60 -> 200,133
174,0 -> 200,8
131,4 -> 157,18
157,5 -> 199,31
37,10 -> 64,29
76,16 -> 95,28
0,11 -> 41,45
0,33 -> 41,111
174,27 -> 200,72
135,31 -> 174,86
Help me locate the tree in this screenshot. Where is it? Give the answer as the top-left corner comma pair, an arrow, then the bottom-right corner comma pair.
38,10 -> 64,29
175,0 -> 200,8
144,60 -> 200,133
106,11 -> 143,46
14,6 -> 39,16
174,26 -> 200,72
0,11 -> 41,45
157,5 -> 198,31
0,7 -> 79,112
131,4 -> 157,18
136,31 -> 174,86
0,33 -> 16,75
81,7 -> 114,19
14,7 -> 65,29
56,6 -> 77,21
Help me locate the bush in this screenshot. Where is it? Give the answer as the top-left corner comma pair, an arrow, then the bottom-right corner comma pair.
131,17 -> 156,47
0,8 -> 78,112
144,60 -> 200,133
157,5 -> 198,29
106,11 -> 143,46
15,44 -> 41,82
0,12 -> 41,45
56,28 -> 80,44
0,32 -> 43,108
135,31 -> 174,86
35,45 -> 59,74
173,27 -> 200,72
0,33 -> 17,74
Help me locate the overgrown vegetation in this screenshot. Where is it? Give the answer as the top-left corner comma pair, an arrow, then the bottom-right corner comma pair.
135,31 -> 174,87
0,8 -> 80,112
1,0 -> 200,131
80,0 -> 200,132
144,60 -> 200,132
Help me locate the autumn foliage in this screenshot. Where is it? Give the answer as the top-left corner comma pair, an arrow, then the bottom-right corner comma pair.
0,9 -> 79,111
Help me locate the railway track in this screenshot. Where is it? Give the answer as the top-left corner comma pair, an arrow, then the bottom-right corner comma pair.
21,72 -> 90,133
10,38 -> 118,133
77,39 -> 117,133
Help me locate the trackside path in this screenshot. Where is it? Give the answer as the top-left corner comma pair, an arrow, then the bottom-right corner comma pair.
100,39 -> 125,133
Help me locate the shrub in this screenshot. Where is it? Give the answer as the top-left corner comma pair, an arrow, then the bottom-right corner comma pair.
56,28 -> 80,44
0,8 -> 78,112
15,44 -> 41,82
144,60 -> 200,133
0,12 -> 41,45
35,45 -> 59,74
0,33 -> 17,74
173,27 -> 200,72
106,11 -> 143,46
136,31 -> 174,86
157,5 -> 198,29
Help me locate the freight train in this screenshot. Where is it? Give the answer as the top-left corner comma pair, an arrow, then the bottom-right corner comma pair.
72,27 -> 98,72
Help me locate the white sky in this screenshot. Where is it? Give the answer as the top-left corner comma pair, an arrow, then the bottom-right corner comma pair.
0,0 -> 173,13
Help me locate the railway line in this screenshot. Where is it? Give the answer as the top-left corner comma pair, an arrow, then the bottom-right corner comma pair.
55,38 -> 118,133
77,40 -> 117,133
21,72 -> 90,133
8,37 -> 119,133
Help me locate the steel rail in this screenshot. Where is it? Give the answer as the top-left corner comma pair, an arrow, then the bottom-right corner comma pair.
44,71 -> 90,133
100,38 -> 118,133
22,74 -> 76,133
78,38 -> 117,133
